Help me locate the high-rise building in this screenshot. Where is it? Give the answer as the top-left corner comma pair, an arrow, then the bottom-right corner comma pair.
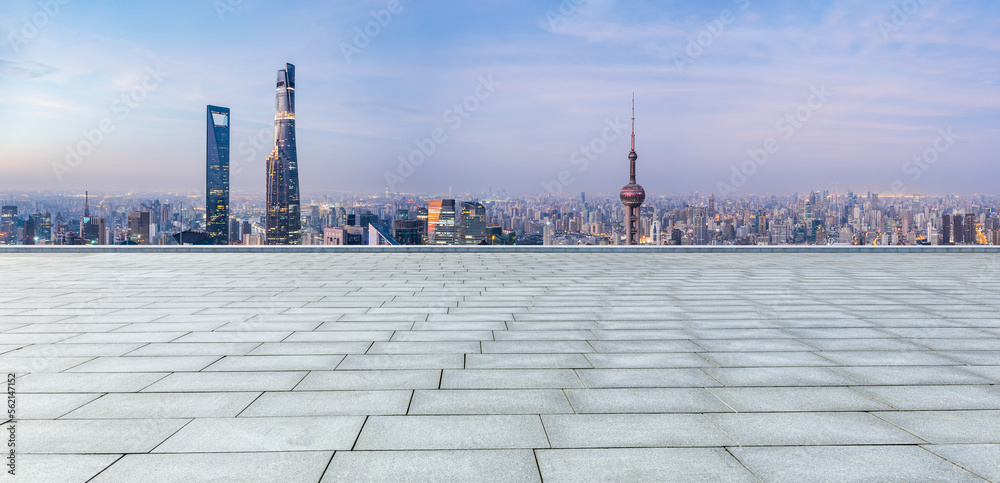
393,220 -> 424,245
964,213 -> 975,244
127,211 -> 151,245
207,105 -> 231,245
953,214 -> 964,244
265,63 -> 301,245
0,206 -> 17,245
21,217 -> 34,245
79,192 -> 106,245
941,215 -> 952,245
619,96 -> 645,245
427,199 -> 457,245
460,202 -> 487,244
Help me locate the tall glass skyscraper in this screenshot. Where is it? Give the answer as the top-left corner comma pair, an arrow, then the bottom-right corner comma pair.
265,63 -> 301,245
206,105 -> 230,245
427,199 -> 457,245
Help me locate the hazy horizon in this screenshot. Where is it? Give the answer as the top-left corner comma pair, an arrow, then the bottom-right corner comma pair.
2,0 -> 998,196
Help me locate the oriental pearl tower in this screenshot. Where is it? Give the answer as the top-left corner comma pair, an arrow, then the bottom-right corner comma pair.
620,94 -> 645,245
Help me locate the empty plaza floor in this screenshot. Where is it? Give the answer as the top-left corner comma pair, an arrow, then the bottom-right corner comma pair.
1,250 -> 1000,482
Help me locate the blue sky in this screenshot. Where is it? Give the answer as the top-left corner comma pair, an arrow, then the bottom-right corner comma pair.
1,0 -> 998,197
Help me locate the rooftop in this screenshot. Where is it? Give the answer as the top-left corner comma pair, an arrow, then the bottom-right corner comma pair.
2,249 -> 1000,482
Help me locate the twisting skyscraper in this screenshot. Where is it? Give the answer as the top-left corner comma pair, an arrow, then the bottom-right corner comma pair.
265,63 -> 301,245
619,94 -> 645,245
206,105 -> 230,245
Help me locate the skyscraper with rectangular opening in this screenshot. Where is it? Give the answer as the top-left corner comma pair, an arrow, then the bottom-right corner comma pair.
265,63 -> 301,245
207,105 -> 230,245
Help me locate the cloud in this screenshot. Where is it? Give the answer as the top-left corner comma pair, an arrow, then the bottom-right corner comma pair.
0,60 -> 60,80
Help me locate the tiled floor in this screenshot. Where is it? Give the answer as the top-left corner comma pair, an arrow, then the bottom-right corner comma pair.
2,252 -> 999,482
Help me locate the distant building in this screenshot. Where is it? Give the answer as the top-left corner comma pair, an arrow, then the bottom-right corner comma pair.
965,213 -> 975,244
127,211 -> 151,245
324,227 -> 365,245
1,206 -> 17,245
80,193 -> 106,245
942,215 -> 952,245
460,202 -> 486,244
22,217 -> 35,245
393,220 -> 424,245
206,105 -> 231,245
427,199 -> 457,245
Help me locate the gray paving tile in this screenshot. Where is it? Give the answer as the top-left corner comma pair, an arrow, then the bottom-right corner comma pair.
693,338 -> 814,352
709,387 -> 890,412
576,368 -> 722,388
240,390 -> 412,416
542,414 -> 734,448
702,367 -> 856,387
0,356 -> 94,373
565,388 -> 732,413
142,371 -> 307,392
391,330 -> 493,341
18,418 -> 189,453
466,353 -> 592,369
5,343 -> 143,357
535,448 -> 758,483
731,445 -> 984,483
834,366 -> 998,385
204,355 -> 344,371
925,444 -> 1000,482
66,356 -> 219,373
15,393 -> 101,419
409,389 -> 572,414
934,351 -> 1000,366
296,370 -> 441,390
17,372 -> 168,393
354,415 -> 549,450
699,351 -> 833,367
94,452 -> 332,483
368,341 -> 481,354
799,338 -> 925,351
876,410 -> 1000,443
962,366 -> 1000,382
482,340 -> 593,353
585,352 -> 711,368
13,454 -> 121,483
818,350 -> 959,366
441,369 -> 584,389
322,450 -> 540,483
154,416 -> 365,452
337,354 -> 463,370
124,342 -> 260,356
707,412 -> 924,445
247,341 -> 372,355
855,385 -> 1000,410
64,392 -> 259,418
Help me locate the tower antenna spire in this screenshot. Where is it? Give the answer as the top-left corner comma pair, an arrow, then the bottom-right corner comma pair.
631,91 -> 635,152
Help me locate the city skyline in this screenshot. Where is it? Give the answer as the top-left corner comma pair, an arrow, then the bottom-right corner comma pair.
1,1 -> 998,196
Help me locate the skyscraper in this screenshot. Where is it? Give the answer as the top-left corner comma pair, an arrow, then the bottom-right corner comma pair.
127,211 -> 151,245
0,206 -> 16,245
619,95 -> 645,245
427,199 -> 457,245
80,192 -> 106,245
460,202 -> 487,244
265,63 -> 301,245
207,105 -> 231,245
942,214 -> 952,245
953,214 -> 964,244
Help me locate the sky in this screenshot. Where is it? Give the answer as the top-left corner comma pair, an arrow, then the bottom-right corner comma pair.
0,0 -> 998,197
